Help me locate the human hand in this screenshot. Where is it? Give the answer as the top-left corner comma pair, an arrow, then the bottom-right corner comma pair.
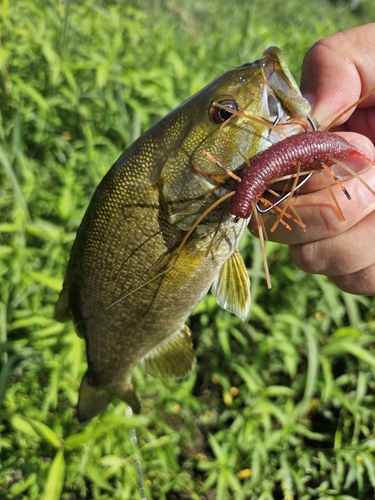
261,24 -> 375,295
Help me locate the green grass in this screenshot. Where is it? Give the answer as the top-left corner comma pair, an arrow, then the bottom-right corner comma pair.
1,0 -> 375,498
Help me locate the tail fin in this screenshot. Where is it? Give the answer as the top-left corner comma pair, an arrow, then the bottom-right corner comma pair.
76,373 -> 142,423
76,374 -> 113,423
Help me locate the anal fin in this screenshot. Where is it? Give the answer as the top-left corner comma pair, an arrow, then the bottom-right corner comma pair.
142,324 -> 196,378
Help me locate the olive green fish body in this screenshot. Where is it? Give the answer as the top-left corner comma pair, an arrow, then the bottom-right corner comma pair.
56,47 -> 313,422
57,130 -> 248,420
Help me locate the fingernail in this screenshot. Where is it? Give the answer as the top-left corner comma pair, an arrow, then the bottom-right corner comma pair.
357,172 -> 375,207
301,92 -> 315,111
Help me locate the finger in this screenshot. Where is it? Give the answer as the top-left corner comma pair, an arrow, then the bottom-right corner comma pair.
301,24 -> 375,135
329,265 -> 375,296
334,107 -> 375,143
289,209 -> 375,276
253,134 -> 375,245
267,132 -> 375,196
251,161 -> 375,245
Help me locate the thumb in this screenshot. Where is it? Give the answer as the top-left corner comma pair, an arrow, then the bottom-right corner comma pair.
300,24 -> 375,128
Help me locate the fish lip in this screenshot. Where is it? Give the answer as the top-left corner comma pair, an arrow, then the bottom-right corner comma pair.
259,47 -> 311,120
260,55 -> 277,83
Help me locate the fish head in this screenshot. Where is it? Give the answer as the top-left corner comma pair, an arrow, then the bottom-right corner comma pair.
161,46 -> 313,229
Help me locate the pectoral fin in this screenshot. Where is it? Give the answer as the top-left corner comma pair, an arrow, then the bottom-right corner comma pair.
142,324 -> 195,378
211,250 -> 251,320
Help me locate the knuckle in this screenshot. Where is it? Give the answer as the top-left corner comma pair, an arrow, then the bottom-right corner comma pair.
290,241 -> 324,274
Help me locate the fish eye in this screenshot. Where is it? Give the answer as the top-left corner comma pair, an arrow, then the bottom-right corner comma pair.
210,99 -> 238,124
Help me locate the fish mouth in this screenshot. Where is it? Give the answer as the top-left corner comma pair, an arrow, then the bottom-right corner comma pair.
264,93 -> 288,127
258,46 -> 316,134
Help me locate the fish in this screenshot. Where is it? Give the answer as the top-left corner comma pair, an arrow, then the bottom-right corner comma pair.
55,47 -> 315,422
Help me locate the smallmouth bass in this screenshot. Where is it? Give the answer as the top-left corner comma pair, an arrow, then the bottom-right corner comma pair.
56,47 -> 314,422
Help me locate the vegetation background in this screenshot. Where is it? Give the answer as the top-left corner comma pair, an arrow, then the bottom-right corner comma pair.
1,0 -> 375,498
